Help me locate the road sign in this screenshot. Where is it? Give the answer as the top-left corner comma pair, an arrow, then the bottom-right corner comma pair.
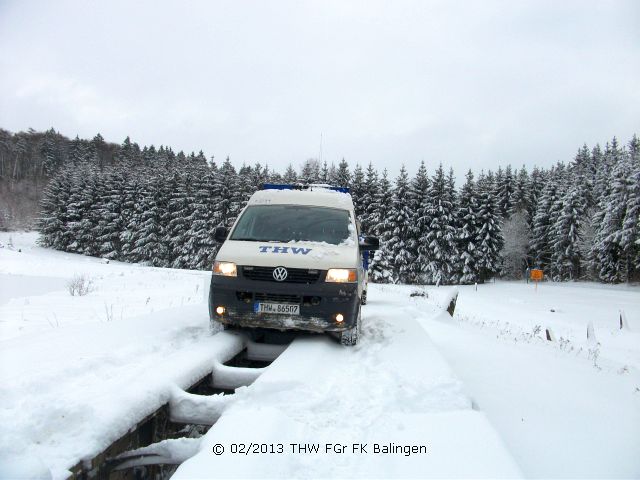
530,269 -> 543,281
531,269 -> 543,291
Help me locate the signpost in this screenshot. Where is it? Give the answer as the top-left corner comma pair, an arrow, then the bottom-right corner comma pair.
530,268 -> 543,291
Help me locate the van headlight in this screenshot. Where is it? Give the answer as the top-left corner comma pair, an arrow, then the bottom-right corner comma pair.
213,261 -> 237,277
325,268 -> 357,283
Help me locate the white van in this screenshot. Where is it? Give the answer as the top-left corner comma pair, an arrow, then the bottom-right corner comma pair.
209,184 -> 379,345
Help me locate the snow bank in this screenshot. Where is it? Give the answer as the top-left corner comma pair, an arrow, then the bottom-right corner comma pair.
113,437 -> 202,470
170,388 -> 233,426
0,306 -> 245,479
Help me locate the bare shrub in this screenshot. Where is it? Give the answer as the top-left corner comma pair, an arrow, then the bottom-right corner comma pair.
67,274 -> 94,296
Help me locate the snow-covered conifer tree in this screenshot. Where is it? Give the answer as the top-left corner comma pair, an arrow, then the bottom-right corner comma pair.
216,157 -> 241,227
422,164 -> 457,284
166,171 -> 195,268
530,166 -> 565,268
385,166 -> 413,283
332,158 -> 351,187
40,129 -> 63,176
620,137 -> 640,280
129,175 -> 169,267
119,136 -> 143,167
65,167 -> 101,254
369,169 -> 395,283
527,166 -> 544,227
572,144 -> 595,209
68,136 -> 89,166
551,184 -> 584,280
319,161 -> 329,183
94,169 -> 126,259
511,166 -> 528,214
496,164 -> 516,219
408,161 -> 430,283
39,167 -> 74,250
237,164 -> 255,208
350,164 -> 366,221
119,172 -> 144,263
360,163 -> 379,235
184,166 -> 221,269
249,162 -> 268,192
592,153 -> 633,282
456,170 -> 483,284
476,171 -> 504,282
283,164 -> 297,183
300,159 -> 321,184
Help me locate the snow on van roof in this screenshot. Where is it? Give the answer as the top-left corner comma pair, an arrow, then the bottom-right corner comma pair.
248,187 -> 354,210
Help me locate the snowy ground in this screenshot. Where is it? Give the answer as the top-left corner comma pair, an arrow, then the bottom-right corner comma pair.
1,232 -> 639,479
0,232 -> 210,341
422,283 -> 640,478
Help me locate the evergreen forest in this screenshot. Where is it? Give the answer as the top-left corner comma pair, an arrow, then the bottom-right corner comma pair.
1,128 -> 638,284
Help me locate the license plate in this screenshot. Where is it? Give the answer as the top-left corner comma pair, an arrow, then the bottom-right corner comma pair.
254,302 -> 300,315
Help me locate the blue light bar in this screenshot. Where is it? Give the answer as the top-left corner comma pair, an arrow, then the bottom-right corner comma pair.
262,183 -> 301,190
261,183 -> 350,193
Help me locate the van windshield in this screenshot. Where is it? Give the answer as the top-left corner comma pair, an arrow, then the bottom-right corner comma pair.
230,205 -> 352,245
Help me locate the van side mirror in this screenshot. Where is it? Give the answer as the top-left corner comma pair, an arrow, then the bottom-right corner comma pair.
214,226 -> 228,243
359,236 -> 379,251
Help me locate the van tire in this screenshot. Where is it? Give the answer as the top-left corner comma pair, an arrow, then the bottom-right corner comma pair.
340,307 -> 361,346
361,290 -> 367,305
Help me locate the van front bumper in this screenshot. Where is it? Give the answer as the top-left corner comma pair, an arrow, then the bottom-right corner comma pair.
208,275 -> 359,333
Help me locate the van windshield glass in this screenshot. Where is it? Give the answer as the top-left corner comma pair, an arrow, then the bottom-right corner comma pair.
230,205 -> 352,245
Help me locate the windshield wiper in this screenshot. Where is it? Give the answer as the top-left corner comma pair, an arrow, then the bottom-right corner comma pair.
231,237 -> 284,242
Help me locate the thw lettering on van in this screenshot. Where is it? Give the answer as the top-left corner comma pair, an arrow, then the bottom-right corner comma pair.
258,246 -> 312,255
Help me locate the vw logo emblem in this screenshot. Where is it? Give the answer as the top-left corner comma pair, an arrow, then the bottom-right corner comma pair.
273,267 -> 288,282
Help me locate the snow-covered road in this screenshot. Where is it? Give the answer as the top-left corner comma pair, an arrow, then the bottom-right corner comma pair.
175,294 -> 521,479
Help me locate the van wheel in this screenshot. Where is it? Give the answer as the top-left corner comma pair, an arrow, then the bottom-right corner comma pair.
361,291 -> 367,305
340,308 -> 361,346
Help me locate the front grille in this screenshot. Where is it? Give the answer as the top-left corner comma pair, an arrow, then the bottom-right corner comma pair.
242,266 -> 321,284
254,292 -> 302,304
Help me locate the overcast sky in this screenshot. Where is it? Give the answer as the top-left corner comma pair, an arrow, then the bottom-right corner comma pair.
0,0 -> 638,178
